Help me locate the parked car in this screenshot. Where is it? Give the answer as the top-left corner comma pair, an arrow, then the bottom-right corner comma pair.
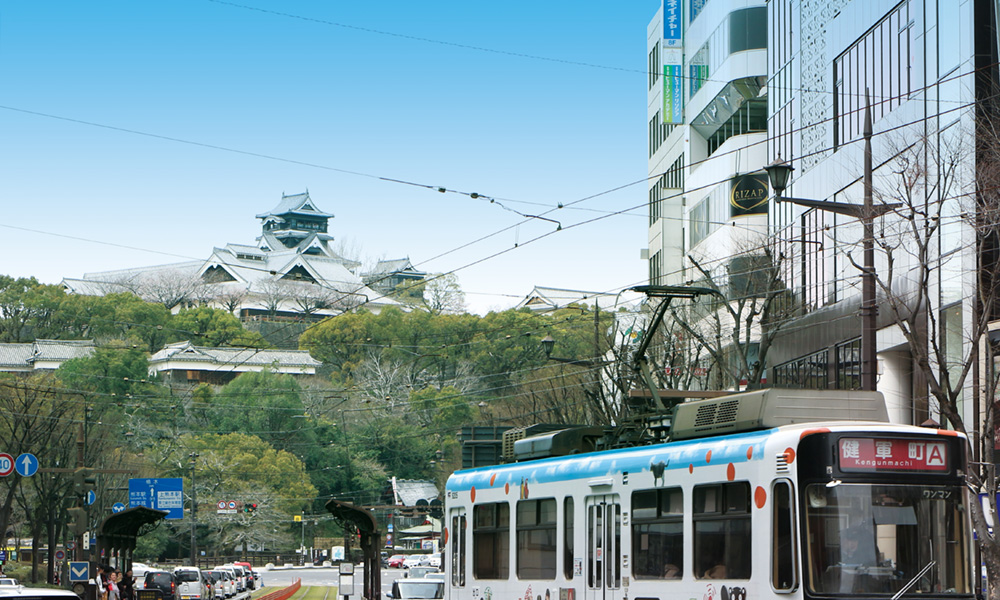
387,555 -> 407,569
174,566 -> 209,600
214,567 -> 243,594
206,570 -> 234,598
232,563 -> 256,590
406,567 -> 438,580
201,571 -> 219,600
0,580 -> 18,586
388,579 -> 445,600
427,553 -> 442,568
132,563 -> 151,590
144,570 -> 179,600
403,555 -> 429,569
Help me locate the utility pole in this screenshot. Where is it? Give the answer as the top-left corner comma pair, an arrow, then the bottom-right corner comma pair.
861,89 -> 878,391
189,453 -> 198,567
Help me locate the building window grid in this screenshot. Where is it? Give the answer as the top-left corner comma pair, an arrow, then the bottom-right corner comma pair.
773,348 -> 828,389
650,251 -> 662,286
836,338 -> 862,390
834,1 -> 911,149
649,41 -> 660,90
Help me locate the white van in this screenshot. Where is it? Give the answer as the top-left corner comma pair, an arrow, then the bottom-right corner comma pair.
173,567 -> 209,600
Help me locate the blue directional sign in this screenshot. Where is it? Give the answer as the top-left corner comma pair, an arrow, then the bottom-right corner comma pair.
128,478 -> 184,520
69,561 -> 89,582
86,490 -> 96,506
112,502 -> 126,513
14,453 -> 38,477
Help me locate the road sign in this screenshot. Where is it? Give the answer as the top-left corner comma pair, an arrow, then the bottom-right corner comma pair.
54,550 -> 65,561
0,551 -> 6,561
0,454 -> 13,477
69,561 -> 89,582
217,501 -> 226,510
66,541 -> 75,550
14,453 -> 38,477
227,501 -> 236,509
128,478 -> 184,519
86,490 -> 96,506
112,502 -> 126,513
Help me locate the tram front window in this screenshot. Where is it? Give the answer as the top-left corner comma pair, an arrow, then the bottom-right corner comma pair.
804,483 -> 970,595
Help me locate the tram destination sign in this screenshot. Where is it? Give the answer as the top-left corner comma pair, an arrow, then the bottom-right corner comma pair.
838,438 -> 948,472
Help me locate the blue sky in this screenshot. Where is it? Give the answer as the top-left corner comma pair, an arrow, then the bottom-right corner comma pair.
1,1 -> 659,314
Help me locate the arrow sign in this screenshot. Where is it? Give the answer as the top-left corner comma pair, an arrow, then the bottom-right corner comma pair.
14,453 -> 38,477
0,454 -> 13,477
86,490 -> 96,506
112,502 -> 126,513
69,561 -> 89,582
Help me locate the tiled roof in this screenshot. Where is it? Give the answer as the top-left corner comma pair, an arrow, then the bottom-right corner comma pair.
149,341 -> 320,369
393,479 -> 440,507
0,344 -> 33,369
255,192 -> 334,219
32,339 -> 95,362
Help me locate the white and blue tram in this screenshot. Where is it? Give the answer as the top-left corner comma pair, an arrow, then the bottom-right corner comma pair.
444,389 -> 973,600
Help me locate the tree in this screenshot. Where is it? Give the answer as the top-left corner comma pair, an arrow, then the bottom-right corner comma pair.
662,248 -> 795,392
209,370 -> 313,455
0,277 -> 64,343
171,306 -> 268,347
855,124 -> 1000,592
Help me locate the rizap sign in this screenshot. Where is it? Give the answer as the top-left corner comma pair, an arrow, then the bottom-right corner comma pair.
729,173 -> 769,217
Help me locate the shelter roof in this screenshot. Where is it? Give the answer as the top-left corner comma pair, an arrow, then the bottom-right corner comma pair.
392,479 -> 440,507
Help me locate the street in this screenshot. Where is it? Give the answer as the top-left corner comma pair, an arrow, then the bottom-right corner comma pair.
258,566 -> 408,598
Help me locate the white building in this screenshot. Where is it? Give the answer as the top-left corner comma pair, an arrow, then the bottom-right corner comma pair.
63,192 -> 400,319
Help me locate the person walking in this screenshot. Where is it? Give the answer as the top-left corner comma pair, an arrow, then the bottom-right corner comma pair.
119,570 -> 135,600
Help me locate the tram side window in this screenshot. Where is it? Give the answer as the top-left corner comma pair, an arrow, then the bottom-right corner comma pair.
694,482 -> 751,580
564,497 -> 574,579
451,514 -> 467,586
517,498 -> 557,579
772,481 -> 796,591
474,502 -> 510,579
631,487 -> 683,579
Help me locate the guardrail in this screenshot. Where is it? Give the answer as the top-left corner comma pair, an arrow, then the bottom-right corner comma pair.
256,578 -> 301,600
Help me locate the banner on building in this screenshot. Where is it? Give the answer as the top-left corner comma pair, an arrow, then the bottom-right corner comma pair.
662,0 -> 684,124
729,173 -> 769,217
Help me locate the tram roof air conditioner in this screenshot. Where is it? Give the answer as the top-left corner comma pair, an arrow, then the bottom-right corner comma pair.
669,388 -> 888,441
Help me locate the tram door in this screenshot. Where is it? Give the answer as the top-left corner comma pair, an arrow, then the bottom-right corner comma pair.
447,508 -> 466,600
585,495 -> 621,600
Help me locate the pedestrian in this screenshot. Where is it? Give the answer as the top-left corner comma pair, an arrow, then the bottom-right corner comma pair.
95,565 -> 108,600
119,570 -> 135,600
108,568 -> 120,600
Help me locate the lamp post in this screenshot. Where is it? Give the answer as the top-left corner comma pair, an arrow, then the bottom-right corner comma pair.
189,452 -> 199,567
764,90 -> 898,392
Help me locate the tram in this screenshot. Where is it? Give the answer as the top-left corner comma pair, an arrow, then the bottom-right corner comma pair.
443,388 -> 974,600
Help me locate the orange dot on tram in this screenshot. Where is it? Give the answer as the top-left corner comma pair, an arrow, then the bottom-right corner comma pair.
688,464 -> 694,474
490,473 -> 497,486
505,482 -> 510,494
470,486 -> 476,503
783,447 -> 796,464
706,450 -> 713,463
755,486 -> 767,509
727,463 -> 736,481
746,446 -> 753,460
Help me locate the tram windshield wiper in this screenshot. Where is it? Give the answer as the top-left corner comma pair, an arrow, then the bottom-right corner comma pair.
891,560 -> 935,600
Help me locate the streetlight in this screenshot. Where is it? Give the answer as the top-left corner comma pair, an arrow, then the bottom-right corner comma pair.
189,452 -> 199,567
764,90 -> 899,391
540,334 -> 610,368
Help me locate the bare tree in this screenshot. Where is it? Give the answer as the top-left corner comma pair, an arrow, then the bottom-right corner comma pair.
858,123 -> 1000,592
213,283 -> 250,316
256,279 -> 292,318
422,273 -> 466,315
661,246 -> 795,391
135,268 -> 206,310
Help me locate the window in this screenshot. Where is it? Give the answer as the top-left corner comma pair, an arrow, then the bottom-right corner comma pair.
631,488 -> 683,579
729,7 -> 767,53
649,251 -> 662,286
650,156 -> 685,226
649,41 -> 660,89
451,513 -> 466,586
707,98 -> 767,156
517,499 -> 557,579
564,497 -> 575,579
834,1 -> 912,148
649,111 -> 675,157
473,503 -> 509,579
836,338 -> 862,390
694,482 -> 751,579
772,481 -> 797,591
773,349 -> 828,389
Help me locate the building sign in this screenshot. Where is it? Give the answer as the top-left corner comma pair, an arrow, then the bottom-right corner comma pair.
662,0 -> 684,124
729,173 -> 769,217
838,438 -> 949,472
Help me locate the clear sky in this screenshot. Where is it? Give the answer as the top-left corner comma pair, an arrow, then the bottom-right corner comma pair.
1,1 -> 659,314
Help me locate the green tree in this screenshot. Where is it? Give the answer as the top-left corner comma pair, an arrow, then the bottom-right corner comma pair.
209,370 -> 313,455
170,306 -> 268,347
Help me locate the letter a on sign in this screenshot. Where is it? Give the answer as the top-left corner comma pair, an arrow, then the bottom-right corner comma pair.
927,443 -> 946,467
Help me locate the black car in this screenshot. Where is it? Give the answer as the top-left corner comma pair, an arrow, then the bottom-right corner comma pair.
143,570 -> 178,600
